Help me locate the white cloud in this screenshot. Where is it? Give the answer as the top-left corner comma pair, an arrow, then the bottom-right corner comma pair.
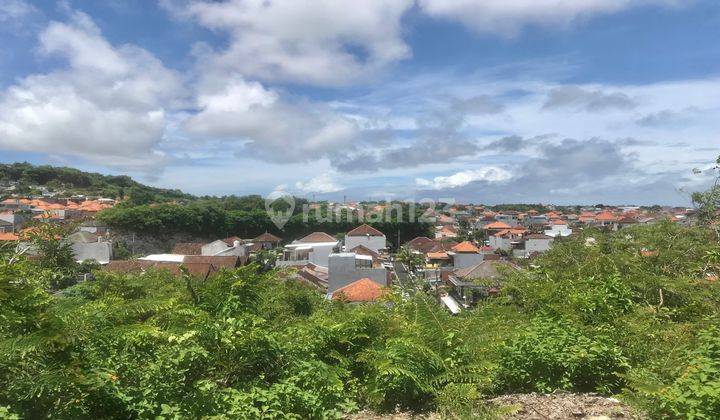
418,0 -> 681,36
162,0 -> 413,85
0,0 -> 35,22
415,167 -> 511,190
0,11 -> 183,169
184,76 -> 360,162
295,172 -> 343,194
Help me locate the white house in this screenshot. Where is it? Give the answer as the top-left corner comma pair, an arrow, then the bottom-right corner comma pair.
201,238 -> 248,258
448,241 -> 484,269
344,224 -> 386,253
327,252 -> 388,293
544,220 -> 572,237
277,232 -> 339,267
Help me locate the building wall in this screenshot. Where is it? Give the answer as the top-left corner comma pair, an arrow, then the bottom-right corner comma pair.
526,238 -> 553,253
488,235 -> 512,251
345,235 -> 386,253
453,252 -> 484,269
71,241 -> 113,264
308,243 -> 337,267
327,253 -> 387,293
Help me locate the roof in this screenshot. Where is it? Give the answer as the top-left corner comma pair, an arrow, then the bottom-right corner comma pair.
171,242 -> 204,255
140,254 -> 186,263
331,278 -> 387,302
0,232 -> 19,241
525,234 -> 553,240
551,219 -> 567,225
595,211 -> 619,222
451,241 -> 480,253
222,236 -> 243,246
182,255 -> 239,269
346,224 -> 385,237
348,244 -> 380,259
427,251 -> 450,260
297,232 -> 338,243
406,236 -> 434,249
484,221 -> 512,230
297,263 -> 329,290
453,260 -> 520,281
253,232 -> 282,242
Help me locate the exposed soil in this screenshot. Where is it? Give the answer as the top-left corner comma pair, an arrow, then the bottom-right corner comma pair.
345,392 -> 644,420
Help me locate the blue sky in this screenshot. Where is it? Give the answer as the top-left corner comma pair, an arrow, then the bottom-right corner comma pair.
1,0 -> 719,205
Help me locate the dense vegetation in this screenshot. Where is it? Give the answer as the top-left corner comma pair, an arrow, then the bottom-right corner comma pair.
0,162 -> 190,201
1,218 -> 719,418
98,200 -> 433,246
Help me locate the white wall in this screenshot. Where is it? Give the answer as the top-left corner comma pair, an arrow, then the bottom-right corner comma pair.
345,235 -> 386,253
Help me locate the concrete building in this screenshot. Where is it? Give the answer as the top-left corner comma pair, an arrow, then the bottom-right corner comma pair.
524,234 -> 554,254
326,252 -> 388,293
448,241 -> 484,269
277,232 -> 339,267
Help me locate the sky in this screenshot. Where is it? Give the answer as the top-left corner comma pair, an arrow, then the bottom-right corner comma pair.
1,0 -> 719,205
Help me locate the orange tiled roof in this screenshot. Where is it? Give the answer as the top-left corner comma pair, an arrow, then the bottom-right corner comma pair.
451,241 -> 480,253
595,211 -> 618,222
427,251 -> 450,260
332,278 -> 386,302
297,232 -> 338,243
484,221 -> 512,230
0,232 -> 19,241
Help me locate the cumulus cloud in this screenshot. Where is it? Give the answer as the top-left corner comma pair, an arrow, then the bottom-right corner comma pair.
418,0 -> 680,36
0,10 -> 183,169
162,0 -> 413,86
295,173 -> 343,194
543,86 -> 637,112
184,77 -> 360,163
415,167 -> 511,190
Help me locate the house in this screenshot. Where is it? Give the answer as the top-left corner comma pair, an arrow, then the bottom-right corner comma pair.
435,224 -> 458,239
405,236 -> 436,254
594,211 -> 619,229
201,239 -> 248,258
0,210 -> 25,232
447,261 -> 519,307
488,227 -> 526,251
329,278 -> 387,303
345,224 -> 386,253
448,241 -> 483,269
327,252 -> 389,293
79,220 -> 110,235
544,219 -> 572,237
296,263 -> 329,290
495,212 -> 520,227
483,221 -> 513,235
277,232 -> 339,267
67,231 -> 113,264
252,232 -> 282,250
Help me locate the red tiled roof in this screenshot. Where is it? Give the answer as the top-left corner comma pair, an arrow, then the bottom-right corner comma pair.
347,224 -> 385,237
595,211 -> 619,222
297,232 -> 338,243
331,278 -> 386,302
451,241 -> 480,253
171,242 -> 204,255
349,244 -> 380,259
253,232 -> 282,242
182,255 -> 239,268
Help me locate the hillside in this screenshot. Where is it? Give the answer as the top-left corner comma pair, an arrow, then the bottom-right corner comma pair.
0,162 -> 191,201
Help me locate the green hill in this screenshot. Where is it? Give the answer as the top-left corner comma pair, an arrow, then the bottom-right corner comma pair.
0,162 -> 191,201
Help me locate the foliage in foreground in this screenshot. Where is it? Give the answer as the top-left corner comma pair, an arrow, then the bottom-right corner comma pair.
1,220 -> 720,418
